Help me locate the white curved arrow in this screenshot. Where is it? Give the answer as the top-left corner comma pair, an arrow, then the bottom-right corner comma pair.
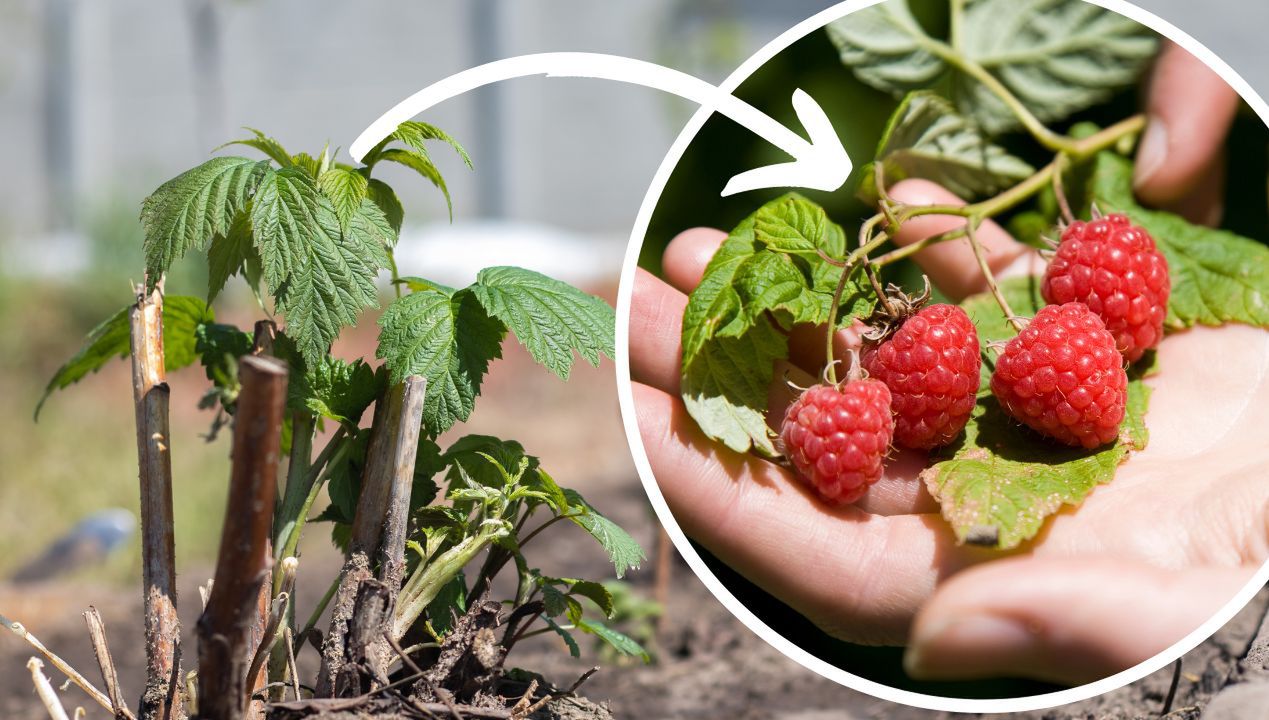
349,52 -> 852,197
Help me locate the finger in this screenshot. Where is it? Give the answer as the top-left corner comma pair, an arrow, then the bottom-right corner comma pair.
629,268 -> 687,394
1169,150 -> 1227,227
889,180 -> 1045,301
633,381 -> 978,643
905,557 -> 1254,685
1135,42 -> 1241,208
663,227 -> 728,293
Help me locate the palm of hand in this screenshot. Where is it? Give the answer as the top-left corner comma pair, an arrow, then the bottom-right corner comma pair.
630,222 -> 1268,682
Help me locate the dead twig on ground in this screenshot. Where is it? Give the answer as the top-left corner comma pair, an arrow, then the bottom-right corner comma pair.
3,612 -> 118,717
28,658 -> 72,720
83,607 -> 137,720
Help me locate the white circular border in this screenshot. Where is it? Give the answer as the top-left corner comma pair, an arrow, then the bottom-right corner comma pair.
614,0 -> 1269,713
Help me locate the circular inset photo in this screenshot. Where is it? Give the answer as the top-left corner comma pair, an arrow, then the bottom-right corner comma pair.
620,0 -> 1269,710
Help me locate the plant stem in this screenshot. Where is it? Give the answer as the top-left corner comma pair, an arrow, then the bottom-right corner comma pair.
299,575 -> 341,644
1052,153 -> 1075,224
950,0 -> 966,52
198,356 -> 288,720
276,432 -> 352,566
393,523 -> 506,640
4,613 -> 120,718
965,220 -> 1024,332
274,412 -> 315,574
128,286 -> 182,720
274,426 -> 348,567
925,40 -> 1069,153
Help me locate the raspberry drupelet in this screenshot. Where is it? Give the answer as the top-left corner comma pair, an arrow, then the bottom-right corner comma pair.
1041,213 -> 1170,362
990,302 -> 1128,449
780,379 -> 894,505
863,304 -> 981,450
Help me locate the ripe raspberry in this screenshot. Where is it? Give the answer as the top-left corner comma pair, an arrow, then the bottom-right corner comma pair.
990,302 -> 1127,449
1041,213 -> 1169,362
863,304 -> 981,450
780,379 -> 893,505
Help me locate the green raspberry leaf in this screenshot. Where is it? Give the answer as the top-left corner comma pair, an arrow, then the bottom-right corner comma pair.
140,156 -> 268,289
317,167 -> 370,232
925,277 -> 1151,549
390,120 -> 473,169
346,197 -> 398,254
859,91 -> 1035,204
442,435 -> 538,491
251,166 -> 323,291
290,356 -> 384,425
377,288 -> 506,434
380,149 -> 454,219
216,128 -> 293,167
562,488 -> 646,579
470,266 -> 615,380
1089,152 -> 1269,329
958,0 -> 1157,134
679,194 -> 872,457
255,170 -> 387,366
206,210 -> 261,303
366,178 -> 405,235
825,1 -> 945,95
194,322 -> 253,383
574,617 -> 651,663
682,323 -> 787,457
37,297 -> 214,419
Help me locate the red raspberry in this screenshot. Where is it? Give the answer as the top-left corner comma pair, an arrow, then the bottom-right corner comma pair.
1041,213 -> 1169,362
862,304 -> 981,450
780,379 -> 893,505
990,303 -> 1127,449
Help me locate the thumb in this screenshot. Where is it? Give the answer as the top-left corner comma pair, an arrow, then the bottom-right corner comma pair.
903,556 -> 1254,686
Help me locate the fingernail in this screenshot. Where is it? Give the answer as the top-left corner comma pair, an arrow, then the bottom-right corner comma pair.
1134,118 -> 1169,190
904,614 -> 1038,679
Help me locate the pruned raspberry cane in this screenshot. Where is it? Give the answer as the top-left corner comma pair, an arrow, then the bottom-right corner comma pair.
780,366 -> 894,506
990,302 -> 1128,449
1041,212 -> 1170,362
863,303 -> 981,450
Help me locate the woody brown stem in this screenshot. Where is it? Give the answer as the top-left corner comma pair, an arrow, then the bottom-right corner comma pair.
318,377 -> 426,695
197,356 -> 288,720
129,287 -> 183,720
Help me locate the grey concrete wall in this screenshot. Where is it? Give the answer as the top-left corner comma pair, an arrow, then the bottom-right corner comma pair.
0,0 -> 1264,245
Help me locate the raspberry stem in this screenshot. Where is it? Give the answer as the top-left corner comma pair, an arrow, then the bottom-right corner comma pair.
965,220 -> 1024,333
865,116 -> 1145,269
1052,153 -> 1076,225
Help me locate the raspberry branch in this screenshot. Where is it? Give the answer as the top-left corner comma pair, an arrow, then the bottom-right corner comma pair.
965,220 -> 1025,332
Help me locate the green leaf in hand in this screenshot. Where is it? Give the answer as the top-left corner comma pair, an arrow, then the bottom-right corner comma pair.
924,278 -> 1151,548
680,194 -> 872,457
957,0 -> 1158,134
859,91 -> 1035,204
1089,152 -> 1269,329
825,1 -> 945,95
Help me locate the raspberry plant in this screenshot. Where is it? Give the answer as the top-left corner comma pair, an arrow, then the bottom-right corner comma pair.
679,0 -> 1269,550
37,122 -> 645,718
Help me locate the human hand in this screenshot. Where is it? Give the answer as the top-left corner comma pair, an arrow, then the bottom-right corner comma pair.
1134,41 -> 1241,225
629,181 -> 1269,685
